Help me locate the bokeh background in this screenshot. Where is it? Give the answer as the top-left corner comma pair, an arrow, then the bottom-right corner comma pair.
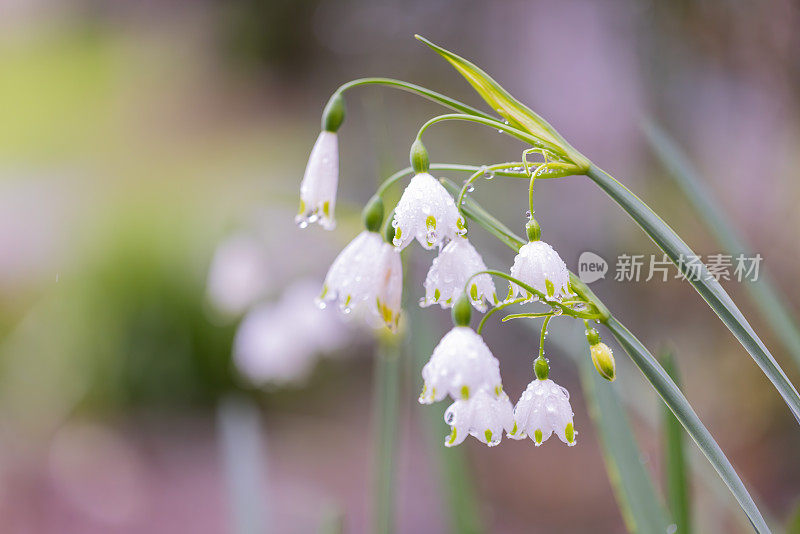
1,0 -> 799,532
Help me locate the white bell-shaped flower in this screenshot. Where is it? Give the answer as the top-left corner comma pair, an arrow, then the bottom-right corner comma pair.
419,327 -> 502,404
374,240 -> 403,331
421,237 -> 497,312
509,378 -> 576,446
319,230 -> 402,331
508,240 -> 572,302
443,390 -> 515,447
391,172 -> 466,250
296,131 -> 338,230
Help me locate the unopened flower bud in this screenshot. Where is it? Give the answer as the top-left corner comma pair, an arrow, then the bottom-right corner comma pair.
590,342 -> 616,382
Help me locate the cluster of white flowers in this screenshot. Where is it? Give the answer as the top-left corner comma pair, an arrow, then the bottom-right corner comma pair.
417,324 -> 576,447
297,121 -> 584,449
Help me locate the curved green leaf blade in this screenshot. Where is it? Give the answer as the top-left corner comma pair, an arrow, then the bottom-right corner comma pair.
606,317 -> 770,533
414,35 -> 587,167
586,164 -> 800,424
661,349 -> 692,533
643,120 -> 800,371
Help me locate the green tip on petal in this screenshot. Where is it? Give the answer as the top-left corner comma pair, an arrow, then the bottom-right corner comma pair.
446,428 -> 458,446
565,422 -> 575,444
460,385 -> 470,399
484,429 -> 493,444
545,279 -> 555,298
534,429 -> 543,444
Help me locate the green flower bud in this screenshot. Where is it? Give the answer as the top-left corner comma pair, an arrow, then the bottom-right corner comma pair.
410,139 -> 430,174
321,93 -> 345,132
362,195 -> 384,233
452,294 -> 472,327
590,342 -> 616,382
525,218 -> 541,242
534,356 -> 549,380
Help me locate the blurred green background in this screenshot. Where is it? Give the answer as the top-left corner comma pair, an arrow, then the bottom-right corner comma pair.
1,0 -> 799,532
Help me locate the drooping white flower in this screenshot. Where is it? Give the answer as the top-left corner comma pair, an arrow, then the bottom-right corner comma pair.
419,326 -> 502,404
233,281 -> 350,386
443,389 -> 515,447
205,233 -> 271,318
509,378 -> 576,446
319,231 -> 403,331
296,131 -> 338,230
392,172 -> 465,250
508,240 -> 572,302
421,237 -> 497,312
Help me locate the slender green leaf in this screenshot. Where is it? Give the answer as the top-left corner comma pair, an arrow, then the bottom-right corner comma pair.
552,320 -> 672,533
661,349 -> 691,533
643,120 -> 800,371
451,189 -> 770,533
586,164 -> 800,425
606,318 -> 770,533
415,35 -> 588,168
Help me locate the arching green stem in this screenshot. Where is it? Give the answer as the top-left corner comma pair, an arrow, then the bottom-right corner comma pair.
501,312 -> 556,323
476,297 -> 528,335
336,78 -> 494,119
456,163 -> 529,219
415,113 -> 563,155
467,270 -> 603,321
